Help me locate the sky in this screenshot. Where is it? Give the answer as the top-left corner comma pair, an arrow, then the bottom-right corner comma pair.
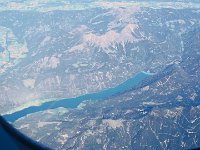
0,0 -> 200,12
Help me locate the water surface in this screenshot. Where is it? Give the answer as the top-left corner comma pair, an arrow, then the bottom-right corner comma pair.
4,71 -> 152,122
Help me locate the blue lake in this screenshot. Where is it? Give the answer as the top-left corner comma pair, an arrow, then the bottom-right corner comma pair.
3,71 -> 152,122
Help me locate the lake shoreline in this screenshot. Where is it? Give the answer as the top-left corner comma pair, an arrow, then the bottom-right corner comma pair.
3,71 -> 153,123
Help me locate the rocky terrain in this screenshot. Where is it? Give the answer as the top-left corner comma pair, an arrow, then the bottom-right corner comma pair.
0,1 -> 200,114
0,1 -> 200,149
14,26 -> 200,150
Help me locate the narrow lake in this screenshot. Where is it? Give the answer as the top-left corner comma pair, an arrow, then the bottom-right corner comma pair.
3,71 -> 152,122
